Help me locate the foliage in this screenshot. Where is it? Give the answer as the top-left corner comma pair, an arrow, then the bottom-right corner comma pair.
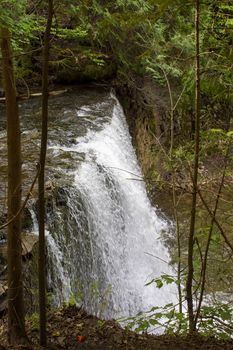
120,274 -> 233,339
145,274 -> 179,289
1,0 -> 231,105
122,299 -> 233,339
0,0 -> 37,50
161,128 -> 233,176
198,303 -> 233,339
121,303 -> 187,334
27,312 -> 40,331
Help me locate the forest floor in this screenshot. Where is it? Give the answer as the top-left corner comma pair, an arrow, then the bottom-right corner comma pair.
1,305 -> 233,349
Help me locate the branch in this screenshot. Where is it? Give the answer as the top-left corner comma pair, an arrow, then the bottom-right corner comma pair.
200,315 -> 233,331
0,167 -> 39,231
197,189 -> 233,253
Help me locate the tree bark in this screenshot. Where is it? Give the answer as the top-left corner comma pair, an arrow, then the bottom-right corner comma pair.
38,0 -> 53,347
0,27 -> 27,344
186,0 -> 200,334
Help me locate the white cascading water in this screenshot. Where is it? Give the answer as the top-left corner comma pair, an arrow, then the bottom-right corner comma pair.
44,92 -> 176,320
29,208 -> 72,302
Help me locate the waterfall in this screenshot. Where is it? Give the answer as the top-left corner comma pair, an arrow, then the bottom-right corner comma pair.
34,91 -> 176,319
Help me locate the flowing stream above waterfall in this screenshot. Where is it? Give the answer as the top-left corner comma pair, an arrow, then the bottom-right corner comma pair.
0,87 -> 176,320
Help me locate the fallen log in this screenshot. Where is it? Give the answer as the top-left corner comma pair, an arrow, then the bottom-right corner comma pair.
0,89 -> 68,102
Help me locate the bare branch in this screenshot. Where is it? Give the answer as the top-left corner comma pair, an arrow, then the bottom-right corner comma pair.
0,167 -> 39,231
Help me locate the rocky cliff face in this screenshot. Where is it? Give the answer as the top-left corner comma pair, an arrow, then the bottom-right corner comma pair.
116,76 -> 233,201
116,77 -> 171,193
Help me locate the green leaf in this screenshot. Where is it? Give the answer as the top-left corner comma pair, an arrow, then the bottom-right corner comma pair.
149,319 -> 159,325
155,279 -> 163,289
210,128 -> 224,134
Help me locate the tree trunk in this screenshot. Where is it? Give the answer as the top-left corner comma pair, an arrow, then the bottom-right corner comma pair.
186,0 -> 200,334
0,27 -> 27,344
38,0 -> 53,347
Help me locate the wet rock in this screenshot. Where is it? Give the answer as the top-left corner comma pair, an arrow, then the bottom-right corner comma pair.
0,213 -> 7,227
0,245 -> 7,263
23,238 -> 40,315
0,207 -> 33,233
0,88 -> 4,98
0,233 -> 39,317
22,207 -> 33,230
46,180 -> 56,191
0,233 -> 38,262
0,281 -> 7,317
55,187 -> 68,207
21,233 -> 38,260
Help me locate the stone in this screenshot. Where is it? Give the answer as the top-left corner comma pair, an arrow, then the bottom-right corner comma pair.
0,233 -> 39,317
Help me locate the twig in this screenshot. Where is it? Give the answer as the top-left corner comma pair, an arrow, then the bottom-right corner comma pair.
108,166 -> 143,179
200,315 -> 233,330
144,251 -> 169,265
0,167 -> 39,230
197,189 -> 233,253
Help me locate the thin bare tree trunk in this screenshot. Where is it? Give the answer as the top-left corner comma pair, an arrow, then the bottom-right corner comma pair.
162,67 -> 183,315
38,0 -> 53,347
186,0 -> 200,334
0,27 -> 27,345
194,144 -> 230,328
